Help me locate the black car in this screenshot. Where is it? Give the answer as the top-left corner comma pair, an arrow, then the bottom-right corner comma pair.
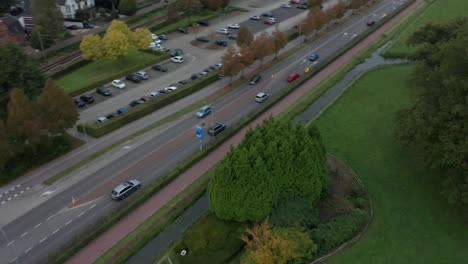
129,99 -> 145,107
215,40 -> 228,47
262,12 -> 273,17
157,89 -> 169,94
198,20 -> 209,26
170,48 -> 184,57
366,20 -> 376,26
152,64 -> 168,72
249,74 -> 262,85
179,79 -> 192,85
83,22 -> 95,28
191,73 -> 201,80
126,74 -> 142,83
208,123 -> 226,136
106,113 -> 117,119
96,86 -> 112,96
196,36 -> 210,42
203,67 -> 214,73
74,98 -> 86,107
158,34 -> 168,40
178,27 -> 189,34
80,94 -> 94,103
227,34 -> 237,40
297,4 -> 307,9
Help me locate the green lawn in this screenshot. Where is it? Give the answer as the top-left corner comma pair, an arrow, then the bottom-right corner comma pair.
313,64 -> 468,263
383,0 -> 468,56
54,49 -> 165,95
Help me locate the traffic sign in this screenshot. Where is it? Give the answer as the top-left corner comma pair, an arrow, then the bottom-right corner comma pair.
195,125 -> 203,139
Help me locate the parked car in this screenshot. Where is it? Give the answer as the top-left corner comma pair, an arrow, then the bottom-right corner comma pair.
158,34 -> 168,40
249,74 -> 262,85
280,4 -> 291,8
129,99 -> 145,107
309,52 -> 319,61
208,123 -> 226,136
96,86 -> 112,96
66,25 -> 81,30
151,33 -> 159,40
290,0 -> 300,3
171,56 -> 184,63
287,73 -> 300,82
264,19 -> 274,25
195,105 -> 212,118
255,92 -> 269,103
149,91 -> 161,97
214,63 -> 223,68
152,64 -> 168,72
111,79 -> 126,89
140,96 -> 150,102
217,28 -> 229,35
80,94 -> 94,104
228,23 -> 240,29
111,180 -> 141,200
297,3 -> 307,9
154,46 -> 170,52
366,20 -> 376,26
97,117 -> 108,123
106,113 -> 117,119
196,36 -> 210,42
150,42 -> 161,50
83,22 -> 95,28
117,107 -> 127,114
268,17 -> 276,23
134,71 -> 149,80
179,79 -> 192,85
74,98 -> 86,107
126,74 -> 142,83
215,40 -> 228,47
250,15 -> 261,20
157,89 -> 169,94
262,12 -> 273,17
164,86 -> 177,92
178,27 -> 189,34
170,48 -> 184,57
198,20 -> 209,26
227,34 -> 238,40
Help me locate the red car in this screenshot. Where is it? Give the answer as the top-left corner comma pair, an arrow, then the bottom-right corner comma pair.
140,96 -> 150,102
290,0 -> 300,3
66,25 -> 81,30
287,73 -> 300,83
264,19 -> 274,25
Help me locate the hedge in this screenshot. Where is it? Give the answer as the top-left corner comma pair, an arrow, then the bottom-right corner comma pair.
77,72 -> 219,137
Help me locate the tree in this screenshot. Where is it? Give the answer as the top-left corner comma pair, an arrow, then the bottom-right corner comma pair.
349,0 -> 365,9
0,119 -> 15,171
238,45 -> 255,78
271,26 -> 288,59
252,32 -> 274,68
0,43 -> 45,117
334,0 -> 347,19
301,14 -> 318,41
308,0 -> 323,13
220,46 -> 243,84
119,0 -> 137,16
103,30 -> 131,59
208,118 -> 327,222
0,0 -> 15,13
132,28 -> 152,50
80,34 -> 104,61
178,0 -> 203,22
31,0 -> 63,39
237,26 -> 254,47
240,220 -> 317,264
30,25 -> 54,50
203,0 -> 224,10
166,2 -> 181,22
38,79 -> 78,135
397,18 -> 468,206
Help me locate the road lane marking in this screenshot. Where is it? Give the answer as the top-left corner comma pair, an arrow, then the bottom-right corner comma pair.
7,197 -> 11,201
20,190 -> 24,194
65,220 -> 73,226
7,240 -> 15,246
25,246 -> 33,253
90,204 -> 96,209
13,194 -> 18,198
1,201 -> 5,205
39,237 -> 47,243
34,223 -> 42,229
20,232 -> 28,237
52,228 -> 60,235
9,257 -> 17,263
78,212 -> 85,217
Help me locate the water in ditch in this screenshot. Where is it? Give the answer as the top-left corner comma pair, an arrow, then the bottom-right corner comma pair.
126,43 -> 409,264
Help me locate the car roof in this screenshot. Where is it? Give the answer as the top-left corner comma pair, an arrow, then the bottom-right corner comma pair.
256,92 -> 266,97
113,182 -> 131,193
200,105 -> 211,110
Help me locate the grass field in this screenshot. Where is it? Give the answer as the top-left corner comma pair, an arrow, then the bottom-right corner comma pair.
383,0 -> 468,56
313,64 -> 468,263
55,49 -> 164,94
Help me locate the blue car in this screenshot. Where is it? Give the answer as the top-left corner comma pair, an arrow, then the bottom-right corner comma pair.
117,107 -> 127,114
309,52 -> 319,61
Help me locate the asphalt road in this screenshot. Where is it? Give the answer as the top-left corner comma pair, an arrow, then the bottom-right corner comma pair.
0,0 -> 411,263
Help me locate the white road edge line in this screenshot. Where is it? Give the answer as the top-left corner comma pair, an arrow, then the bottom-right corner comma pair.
34,223 -> 41,229
78,212 -> 85,217
20,232 -> 28,237
52,228 -> 60,235
65,220 -> 72,226
90,204 -> 96,209
7,240 -> 15,246
39,237 -> 47,243
25,246 -> 33,253
9,257 -> 17,263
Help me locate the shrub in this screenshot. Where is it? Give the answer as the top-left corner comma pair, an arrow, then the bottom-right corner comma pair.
119,0 -> 137,16
270,193 -> 319,229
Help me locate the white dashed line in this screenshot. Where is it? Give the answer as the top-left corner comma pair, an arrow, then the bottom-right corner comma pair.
20,232 -> 28,237
25,246 -> 33,253
39,237 -> 47,243
65,220 -> 73,226
7,197 -> 11,201
1,201 -> 5,205
9,257 -> 17,263
52,228 -> 60,235
20,190 -> 24,194
34,223 -> 41,229
0,194 -> 3,198
26,187 -> 30,190
78,212 -> 85,217
47,215 -> 54,221
90,204 -> 96,209
13,194 -> 18,198
7,240 -> 15,246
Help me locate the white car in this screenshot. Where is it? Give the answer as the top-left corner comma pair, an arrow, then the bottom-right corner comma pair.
149,91 -> 161,97
255,92 -> 269,103
171,56 -> 184,63
97,117 -> 108,123
217,28 -> 229,35
214,62 -> 223,68
111,80 -> 126,89
150,42 -> 161,49
280,4 -> 291,8
164,86 -> 178,92
151,33 -> 158,40
228,23 -> 240,29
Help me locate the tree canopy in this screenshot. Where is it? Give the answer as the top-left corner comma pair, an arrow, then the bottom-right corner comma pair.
208,118 -> 328,222
397,18 -> 468,206
31,0 -> 63,39
119,0 -> 137,16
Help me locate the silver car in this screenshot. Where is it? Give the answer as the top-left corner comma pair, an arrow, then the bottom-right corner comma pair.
111,179 -> 141,200
134,71 -> 149,80
255,92 -> 269,103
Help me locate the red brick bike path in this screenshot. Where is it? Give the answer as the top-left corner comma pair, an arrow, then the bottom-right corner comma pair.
67,1 -> 422,263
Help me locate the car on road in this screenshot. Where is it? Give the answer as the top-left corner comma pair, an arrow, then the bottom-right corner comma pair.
208,123 -> 226,136
140,96 -> 150,101
149,91 -> 161,97
227,34 -> 238,40
66,25 -> 81,30
215,40 -> 228,47
290,0 -> 300,3
111,180 -> 141,200
297,3 -> 307,9
126,74 -> 142,83
80,94 -> 94,104
196,36 -> 210,42
154,46 -> 170,52
152,64 -> 168,72
264,19 -> 274,25
83,22 -> 95,28
217,28 -> 229,35
366,20 -> 376,26
106,113 -> 117,119
309,52 -> 319,61
228,23 -> 240,29
129,99 -> 145,107
111,79 -> 126,89
249,74 -> 262,85
198,20 -> 209,26
117,107 -> 127,114
178,27 -> 189,34
262,12 -> 273,17
195,105 -> 212,118
255,92 -> 269,103
170,48 -> 184,57
164,86 -> 178,92
74,98 -> 86,107
250,15 -> 261,20
97,116 -> 108,123
280,4 -> 291,8
158,34 -> 168,40
96,86 -> 112,96
150,42 -> 161,49
287,73 -> 300,82
171,56 -> 184,63
179,79 -> 192,84
134,71 -> 149,80
191,72 -> 204,80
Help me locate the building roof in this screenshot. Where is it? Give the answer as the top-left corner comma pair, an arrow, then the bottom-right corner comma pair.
1,15 -> 25,34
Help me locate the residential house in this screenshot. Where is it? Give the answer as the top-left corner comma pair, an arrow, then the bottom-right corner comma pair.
56,0 -> 95,19
0,15 -> 27,45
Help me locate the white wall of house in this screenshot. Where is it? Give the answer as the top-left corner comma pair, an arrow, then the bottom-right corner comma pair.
57,0 -> 95,19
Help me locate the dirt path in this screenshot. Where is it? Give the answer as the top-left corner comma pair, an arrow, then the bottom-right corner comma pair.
67,1 -> 422,263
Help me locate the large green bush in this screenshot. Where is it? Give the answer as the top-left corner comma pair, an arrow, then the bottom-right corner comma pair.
119,0 -> 137,16
270,193 -> 319,229
208,118 -> 328,222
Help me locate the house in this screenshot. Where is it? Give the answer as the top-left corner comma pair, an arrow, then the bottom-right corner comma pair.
56,0 -> 95,19
0,15 -> 27,45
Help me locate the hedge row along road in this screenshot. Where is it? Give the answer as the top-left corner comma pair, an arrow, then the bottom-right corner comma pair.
0,1 -> 417,264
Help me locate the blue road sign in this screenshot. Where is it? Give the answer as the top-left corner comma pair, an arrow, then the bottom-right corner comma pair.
195,125 -> 203,139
